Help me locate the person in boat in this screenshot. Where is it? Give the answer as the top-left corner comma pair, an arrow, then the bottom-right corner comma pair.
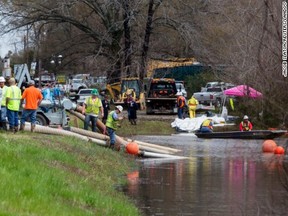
239,115 -> 253,131
199,112 -> 214,133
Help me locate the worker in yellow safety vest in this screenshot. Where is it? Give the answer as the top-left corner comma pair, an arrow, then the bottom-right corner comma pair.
0,76 -> 8,130
82,89 -> 103,132
5,78 -> 22,133
105,105 -> 124,150
187,95 -> 199,118
199,118 -> 213,133
199,112 -> 214,133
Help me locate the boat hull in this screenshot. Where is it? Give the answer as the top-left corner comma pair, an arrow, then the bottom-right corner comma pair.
195,130 -> 287,139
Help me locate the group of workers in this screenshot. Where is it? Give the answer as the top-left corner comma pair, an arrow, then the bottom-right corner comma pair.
0,77 -> 43,133
199,113 -> 253,133
0,77 -> 123,150
176,93 -> 199,119
0,77 -> 255,149
176,91 -> 253,133
81,88 -> 126,150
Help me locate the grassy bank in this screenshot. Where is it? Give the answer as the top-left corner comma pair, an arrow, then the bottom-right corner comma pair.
118,118 -> 175,136
0,132 -> 140,215
69,114 -> 175,137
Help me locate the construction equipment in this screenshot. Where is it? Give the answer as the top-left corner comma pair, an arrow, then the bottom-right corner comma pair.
145,78 -> 178,114
12,64 -> 33,88
105,78 -> 145,110
146,58 -> 196,78
32,99 -> 76,126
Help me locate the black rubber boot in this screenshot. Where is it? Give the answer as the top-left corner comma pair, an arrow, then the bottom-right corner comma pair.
20,124 -> 25,131
31,124 -> 36,132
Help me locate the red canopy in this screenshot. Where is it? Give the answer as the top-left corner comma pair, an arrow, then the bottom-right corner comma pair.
224,85 -> 262,98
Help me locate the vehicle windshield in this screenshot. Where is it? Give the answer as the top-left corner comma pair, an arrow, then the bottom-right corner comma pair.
207,87 -> 222,92
79,89 -> 92,94
121,80 -> 140,96
72,79 -> 82,84
176,83 -> 184,90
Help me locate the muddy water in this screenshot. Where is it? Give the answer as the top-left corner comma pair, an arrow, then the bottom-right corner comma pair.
123,134 -> 288,216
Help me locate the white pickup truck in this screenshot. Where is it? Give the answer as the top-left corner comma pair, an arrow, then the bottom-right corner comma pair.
70,79 -> 88,93
193,86 -> 225,107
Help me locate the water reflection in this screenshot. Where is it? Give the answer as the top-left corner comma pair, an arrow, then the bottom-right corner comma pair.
123,135 -> 288,216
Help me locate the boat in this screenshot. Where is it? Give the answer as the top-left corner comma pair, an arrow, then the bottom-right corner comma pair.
195,130 -> 287,139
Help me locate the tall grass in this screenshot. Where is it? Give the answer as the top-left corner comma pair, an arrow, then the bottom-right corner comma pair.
0,132 -> 140,216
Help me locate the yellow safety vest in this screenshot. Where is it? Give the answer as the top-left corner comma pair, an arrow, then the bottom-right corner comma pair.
6,85 -> 22,111
106,111 -> 118,130
1,85 -> 8,106
201,119 -> 213,129
85,97 -> 102,115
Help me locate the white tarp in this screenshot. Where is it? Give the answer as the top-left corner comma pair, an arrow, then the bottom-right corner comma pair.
171,115 -> 226,132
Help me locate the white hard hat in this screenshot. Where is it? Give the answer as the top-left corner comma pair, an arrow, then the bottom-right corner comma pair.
0,76 -> 5,82
176,92 -> 182,96
116,105 -> 123,113
28,80 -> 35,85
243,115 -> 249,120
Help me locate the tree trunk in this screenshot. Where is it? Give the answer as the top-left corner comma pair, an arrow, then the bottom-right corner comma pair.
123,0 -> 132,77
140,0 -> 159,82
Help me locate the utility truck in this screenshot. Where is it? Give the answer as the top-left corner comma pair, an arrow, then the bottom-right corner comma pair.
145,78 -> 178,114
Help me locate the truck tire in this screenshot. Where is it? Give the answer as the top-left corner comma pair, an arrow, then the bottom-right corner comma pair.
36,114 -> 48,126
146,105 -> 153,115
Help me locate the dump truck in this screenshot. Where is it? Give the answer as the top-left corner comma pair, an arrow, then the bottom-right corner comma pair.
145,78 -> 178,114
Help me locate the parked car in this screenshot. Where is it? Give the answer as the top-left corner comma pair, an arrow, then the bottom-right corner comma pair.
75,88 -> 103,105
75,88 -> 93,105
70,78 -> 87,93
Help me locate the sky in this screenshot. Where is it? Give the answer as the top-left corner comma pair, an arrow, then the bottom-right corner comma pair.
0,17 -> 20,58
0,33 -> 16,58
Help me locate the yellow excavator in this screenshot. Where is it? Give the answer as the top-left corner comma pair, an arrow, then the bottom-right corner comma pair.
105,77 -> 145,110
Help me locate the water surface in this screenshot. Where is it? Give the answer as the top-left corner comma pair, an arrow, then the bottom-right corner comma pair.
124,135 -> 288,216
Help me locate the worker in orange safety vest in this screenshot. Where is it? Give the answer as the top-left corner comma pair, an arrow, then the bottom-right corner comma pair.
176,92 -> 186,119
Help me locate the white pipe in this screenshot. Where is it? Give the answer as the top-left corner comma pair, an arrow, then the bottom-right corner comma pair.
68,109 -> 125,146
22,123 -> 185,158
68,109 -> 182,155
70,126 -> 175,154
139,151 -> 188,159
70,126 -> 109,141
124,137 -> 181,153
23,123 -> 107,146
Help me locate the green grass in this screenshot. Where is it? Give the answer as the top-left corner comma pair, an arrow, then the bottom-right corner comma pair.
68,113 -> 175,137
0,132 -> 140,216
117,119 -> 175,136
